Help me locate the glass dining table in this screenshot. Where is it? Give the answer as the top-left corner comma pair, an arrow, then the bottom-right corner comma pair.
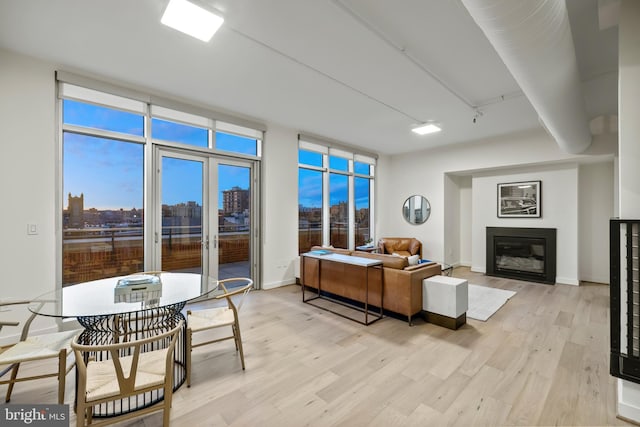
28,272 -> 218,418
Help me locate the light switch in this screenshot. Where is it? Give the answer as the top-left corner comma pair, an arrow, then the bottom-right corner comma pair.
27,223 -> 38,235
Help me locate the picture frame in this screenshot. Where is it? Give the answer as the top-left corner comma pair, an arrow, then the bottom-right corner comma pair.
497,180 -> 541,218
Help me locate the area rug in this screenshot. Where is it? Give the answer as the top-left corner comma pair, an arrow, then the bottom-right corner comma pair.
467,284 -> 516,321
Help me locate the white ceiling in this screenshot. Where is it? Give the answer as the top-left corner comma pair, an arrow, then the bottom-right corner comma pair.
0,0 -> 618,155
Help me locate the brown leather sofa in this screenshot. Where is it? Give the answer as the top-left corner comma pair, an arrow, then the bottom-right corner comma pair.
378,237 -> 422,258
301,246 -> 441,324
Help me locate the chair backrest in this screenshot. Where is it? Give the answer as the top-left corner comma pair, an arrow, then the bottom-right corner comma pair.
0,300 -> 43,341
378,237 -> 422,258
71,320 -> 183,397
216,278 -> 253,312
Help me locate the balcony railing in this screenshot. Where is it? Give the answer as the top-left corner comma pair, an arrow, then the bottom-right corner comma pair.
62,225 -> 250,286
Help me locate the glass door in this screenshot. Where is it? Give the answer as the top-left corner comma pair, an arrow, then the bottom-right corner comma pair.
157,150 -> 208,275
156,150 -> 256,283
216,161 -> 253,282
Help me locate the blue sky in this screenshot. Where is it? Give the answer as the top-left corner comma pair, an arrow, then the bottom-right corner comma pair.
63,99 -> 370,212
298,150 -> 371,210
63,100 -> 252,210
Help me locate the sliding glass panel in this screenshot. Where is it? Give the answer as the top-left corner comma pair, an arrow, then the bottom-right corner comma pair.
62,133 -> 144,286
160,156 -> 204,274
63,99 -> 143,136
152,118 -> 208,147
299,149 -> 323,167
354,177 -> 371,246
216,131 -> 258,156
218,163 -> 251,281
298,168 -> 323,254
329,173 -> 349,248
354,161 -> 372,176
329,155 -> 348,172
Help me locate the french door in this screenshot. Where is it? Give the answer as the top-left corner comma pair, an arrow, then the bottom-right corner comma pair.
155,148 -> 255,282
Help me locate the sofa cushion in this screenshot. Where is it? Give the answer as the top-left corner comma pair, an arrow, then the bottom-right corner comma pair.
353,251 -> 408,269
403,261 -> 437,271
407,254 -> 420,266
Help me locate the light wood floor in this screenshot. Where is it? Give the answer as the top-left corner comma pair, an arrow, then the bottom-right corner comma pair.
1,267 -> 633,426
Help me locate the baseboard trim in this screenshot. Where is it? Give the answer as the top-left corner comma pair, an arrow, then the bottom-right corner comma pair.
618,379 -> 640,425
263,278 -> 296,290
556,276 -> 579,286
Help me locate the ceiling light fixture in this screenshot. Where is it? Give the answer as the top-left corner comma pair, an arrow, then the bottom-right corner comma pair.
411,123 -> 442,135
161,0 -> 224,42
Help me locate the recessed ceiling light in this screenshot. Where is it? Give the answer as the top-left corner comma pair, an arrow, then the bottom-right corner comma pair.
161,0 -> 224,42
411,123 -> 442,135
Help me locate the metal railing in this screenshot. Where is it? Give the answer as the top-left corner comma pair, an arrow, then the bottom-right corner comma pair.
62,225 -> 250,285
611,219 -> 640,382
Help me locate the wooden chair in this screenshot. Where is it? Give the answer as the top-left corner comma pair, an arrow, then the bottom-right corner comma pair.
71,320 -> 183,427
0,300 -> 78,404
186,277 -> 253,387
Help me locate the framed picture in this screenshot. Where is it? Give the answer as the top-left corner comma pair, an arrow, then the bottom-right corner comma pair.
497,180 -> 541,218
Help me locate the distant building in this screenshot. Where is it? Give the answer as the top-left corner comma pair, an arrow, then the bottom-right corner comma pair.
68,193 -> 84,228
223,186 -> 249,214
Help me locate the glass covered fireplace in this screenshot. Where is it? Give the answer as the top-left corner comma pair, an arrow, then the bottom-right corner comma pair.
486,227 -> 556,284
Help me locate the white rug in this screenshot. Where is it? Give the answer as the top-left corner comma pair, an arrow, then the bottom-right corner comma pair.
467,284 -> 516,321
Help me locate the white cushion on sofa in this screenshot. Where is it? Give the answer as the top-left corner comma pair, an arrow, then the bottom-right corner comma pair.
408,254 -> 420,266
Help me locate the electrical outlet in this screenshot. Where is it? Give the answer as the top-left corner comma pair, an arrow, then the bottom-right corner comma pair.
27,223 -> 38,235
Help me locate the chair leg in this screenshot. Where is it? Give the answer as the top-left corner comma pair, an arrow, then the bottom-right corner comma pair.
76,402 -> 85,427
232,324 -> 239,351
58,349 -> 66,405
5,363 -> 20,402
186,328 -> 192,387
234,321 -> 246,370
163,384 -> 173,426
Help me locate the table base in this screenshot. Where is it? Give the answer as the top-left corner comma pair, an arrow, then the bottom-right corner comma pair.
76,303 -> 186,418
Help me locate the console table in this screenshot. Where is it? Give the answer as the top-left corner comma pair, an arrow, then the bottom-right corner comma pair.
301,252 -> 383,325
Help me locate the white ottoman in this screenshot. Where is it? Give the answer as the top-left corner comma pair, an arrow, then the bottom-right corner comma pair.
422,275 -> 468,330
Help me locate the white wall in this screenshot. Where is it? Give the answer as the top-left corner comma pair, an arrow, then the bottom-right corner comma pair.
443,174 -> 472,267
443,174 -> 460,265
617,0 -> 640,421
0,48 -> 59,340
261,124 -> 299,289
471,164 -> 579,285
579,162 -> 614,284
380,128 -> 615,272
458,176 -> 472,266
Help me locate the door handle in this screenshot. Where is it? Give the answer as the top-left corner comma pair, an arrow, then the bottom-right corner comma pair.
201,236 -> 209,250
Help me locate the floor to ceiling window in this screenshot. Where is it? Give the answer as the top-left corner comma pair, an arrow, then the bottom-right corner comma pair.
59,76 -> 262,287
297,137 -> 375,254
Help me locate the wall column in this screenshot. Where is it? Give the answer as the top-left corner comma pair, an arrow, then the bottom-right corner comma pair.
617,0 -> 640,422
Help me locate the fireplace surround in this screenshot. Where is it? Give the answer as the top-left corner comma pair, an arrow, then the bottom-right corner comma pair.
486,227 -> 556,284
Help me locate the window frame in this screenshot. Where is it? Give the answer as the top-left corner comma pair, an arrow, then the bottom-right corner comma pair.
298,138 -> 376,253
57,76 -> 264,288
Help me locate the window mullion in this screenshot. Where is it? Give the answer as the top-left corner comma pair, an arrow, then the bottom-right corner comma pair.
322,154 -> 330,247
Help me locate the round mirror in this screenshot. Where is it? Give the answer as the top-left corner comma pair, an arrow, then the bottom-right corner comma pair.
402,195 -> 431,225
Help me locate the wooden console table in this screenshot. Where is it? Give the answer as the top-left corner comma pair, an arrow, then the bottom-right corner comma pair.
301,252 -> 383,325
